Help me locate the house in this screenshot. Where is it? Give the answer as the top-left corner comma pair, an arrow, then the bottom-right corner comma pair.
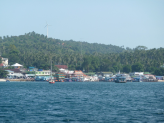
129,72 -> 144,77
55,65 -> 68,69
59,68 -> 74,74
11,63 -> 23,69
160,64 -> 164,68
2,58 -> 8,66
0,63 -> 4,68
35,70 -> 51,76
96,72 -> 113,77
0,57 -> 8,67
55,72 -> 66,80
74,70 -> 85,77
28,67 -> 37,71
5,69 -> 24,79
25,74 -> 35,78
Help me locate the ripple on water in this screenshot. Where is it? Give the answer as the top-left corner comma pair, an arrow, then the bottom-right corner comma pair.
0,82 -> 164,123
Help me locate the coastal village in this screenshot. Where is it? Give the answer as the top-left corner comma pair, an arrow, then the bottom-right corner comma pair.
0,57 -> 164,82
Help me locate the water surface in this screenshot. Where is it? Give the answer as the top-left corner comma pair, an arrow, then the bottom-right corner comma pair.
0,82 -> 164,123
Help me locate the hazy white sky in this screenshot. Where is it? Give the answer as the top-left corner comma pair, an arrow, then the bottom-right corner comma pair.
1,0 -> 164,49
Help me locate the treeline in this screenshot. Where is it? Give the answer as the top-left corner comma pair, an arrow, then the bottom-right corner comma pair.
0,31 -> 125,55
0,32 -> 164,76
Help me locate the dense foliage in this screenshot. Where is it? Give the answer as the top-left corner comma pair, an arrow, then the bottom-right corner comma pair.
0,69 -> 8,78
0,32 -> 164,76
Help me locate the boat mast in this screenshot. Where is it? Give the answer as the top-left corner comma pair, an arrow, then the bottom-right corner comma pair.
51,60 -> 52,80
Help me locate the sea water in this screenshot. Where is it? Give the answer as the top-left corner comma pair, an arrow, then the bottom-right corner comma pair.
0,82 -> 164,123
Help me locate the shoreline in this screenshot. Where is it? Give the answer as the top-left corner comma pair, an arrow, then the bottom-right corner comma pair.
0,79 -> 34,82
0,79 -> 164,82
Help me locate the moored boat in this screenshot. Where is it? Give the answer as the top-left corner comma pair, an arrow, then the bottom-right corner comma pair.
115,77 -> 127,83
49,79 -> 55,84
132,77 -> 142,82
114,74 -> 131,83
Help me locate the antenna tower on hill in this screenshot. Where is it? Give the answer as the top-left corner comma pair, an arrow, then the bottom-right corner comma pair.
45,22 -> 51,38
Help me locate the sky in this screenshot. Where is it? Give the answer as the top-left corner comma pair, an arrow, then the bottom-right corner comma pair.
1,0 -> 164,49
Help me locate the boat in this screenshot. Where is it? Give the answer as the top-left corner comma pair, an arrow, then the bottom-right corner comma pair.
6,80 -> 10,82
49,60 -> 55,84
49,79 -> 55,84
115,76 -> 127,83
64,78 -> 72,82
114,74 -> 131,83
132,77 -> 142,82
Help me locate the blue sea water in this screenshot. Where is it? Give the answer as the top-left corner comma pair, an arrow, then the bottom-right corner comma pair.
0,82 -> 164,123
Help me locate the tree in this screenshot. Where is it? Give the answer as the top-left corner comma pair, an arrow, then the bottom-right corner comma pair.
82,56 -> 91,72
154,68 -> 164,76
6,45 -> 20,65
0,56 -> 2,64
0,69 -> 8,78
134,46 -> 148,51
132,63 -> 144,72
123,65 -> 131,73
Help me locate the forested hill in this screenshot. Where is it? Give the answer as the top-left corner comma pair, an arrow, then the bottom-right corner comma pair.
0,31 -> 125,55
1,31 -> 164,76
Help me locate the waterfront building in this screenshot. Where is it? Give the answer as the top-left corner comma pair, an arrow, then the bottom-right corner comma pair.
5,69 -> 24,79
59,68 -> 74,74
55,72 -> 66,81
96,72 -> 113,81
96,72 -> 113,77
129,72 -> 144,77
11,63 -> 23,69
35,70 -> 52,81
71,70 -> 85,81
156,76 -> 164,80
35,70 -> 51,76
55,65 -> 68,69
28,67 -> 38,72
25,74 -> 35,78
0,63 -> 4,68
143,74 -> 158,82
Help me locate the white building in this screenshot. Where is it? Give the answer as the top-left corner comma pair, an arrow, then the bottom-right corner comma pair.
35,70 -> 51,76
59,68 -> 74,74
6,70 -> 24,79
11,63 -> 23,69
129,72 -> 144,77
2,58 -> 8,66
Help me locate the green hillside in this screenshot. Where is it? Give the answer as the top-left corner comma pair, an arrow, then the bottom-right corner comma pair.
0,31 -> 125,55
0,31 -> 164,76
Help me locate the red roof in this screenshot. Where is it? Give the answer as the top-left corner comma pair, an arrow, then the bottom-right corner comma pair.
0,63 -> 3,67
55,65 -> 68,69
74,70 -> 88,77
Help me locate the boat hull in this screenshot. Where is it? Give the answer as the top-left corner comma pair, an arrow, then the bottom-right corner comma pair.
49,82 -> 55,84
115,81 -> 126,83
49,80 -> 55,84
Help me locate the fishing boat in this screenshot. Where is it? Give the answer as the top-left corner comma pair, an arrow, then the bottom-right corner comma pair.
49,79 -> 55,84
115,76 -> 127,83
49,60 -> 55,84
132,77 -> 142,82
114,74 -> 131,83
